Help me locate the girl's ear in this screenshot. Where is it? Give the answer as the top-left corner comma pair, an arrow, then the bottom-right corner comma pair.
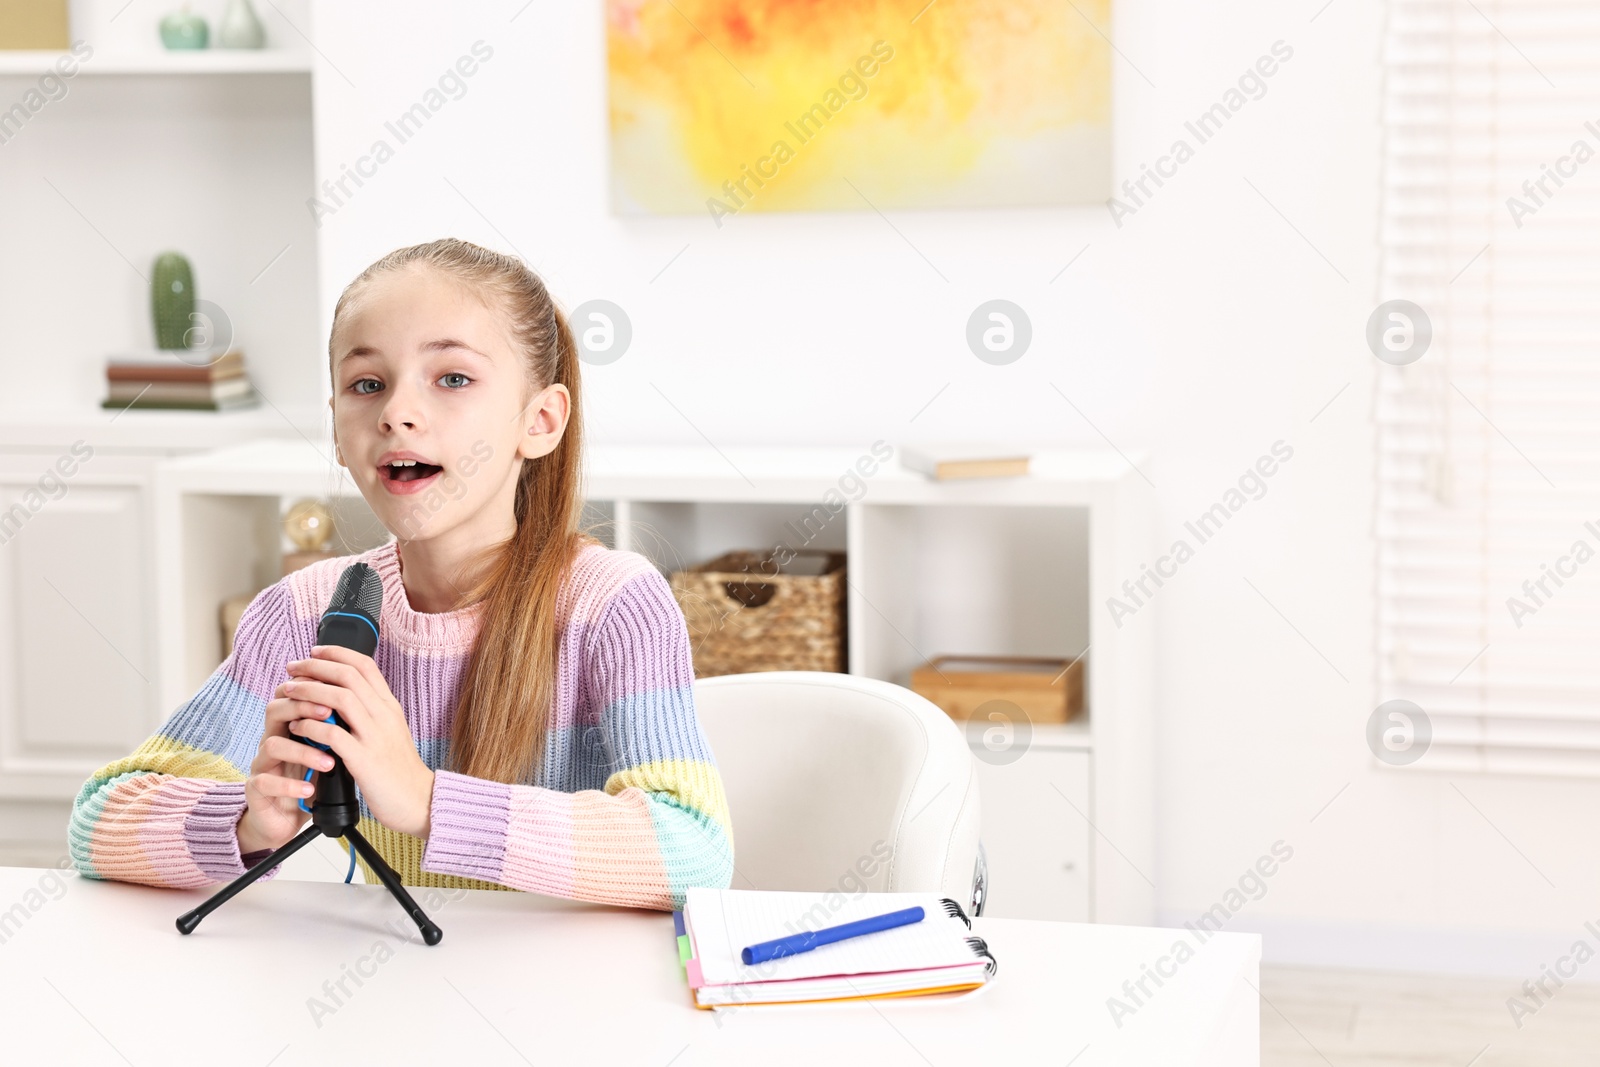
329,398 -> 345,468
517,384 -> 571,461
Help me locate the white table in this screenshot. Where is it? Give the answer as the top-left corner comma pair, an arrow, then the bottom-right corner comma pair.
0,866 -> 1259,1065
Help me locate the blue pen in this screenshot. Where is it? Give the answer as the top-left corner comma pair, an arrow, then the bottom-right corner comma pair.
741,906 -> 925,965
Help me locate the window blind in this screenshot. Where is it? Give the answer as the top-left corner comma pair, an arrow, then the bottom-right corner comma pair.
1377,0 -> 1600,774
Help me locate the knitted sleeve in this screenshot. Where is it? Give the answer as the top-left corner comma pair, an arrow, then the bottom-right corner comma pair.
419,566 -> 735,910
67,581 -> 306,888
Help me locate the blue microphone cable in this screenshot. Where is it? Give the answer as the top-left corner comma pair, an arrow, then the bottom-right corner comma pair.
297,711 -> 358,885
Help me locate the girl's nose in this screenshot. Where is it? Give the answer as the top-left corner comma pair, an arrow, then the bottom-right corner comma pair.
379,383 -> 424,431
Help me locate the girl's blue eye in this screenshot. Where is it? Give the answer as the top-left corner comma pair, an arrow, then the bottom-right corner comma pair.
440,372 -> 471,388
352,379 -> 381,395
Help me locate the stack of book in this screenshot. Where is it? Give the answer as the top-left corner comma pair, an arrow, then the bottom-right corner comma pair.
675,888 -> 997,1008
101,348 -> 260,412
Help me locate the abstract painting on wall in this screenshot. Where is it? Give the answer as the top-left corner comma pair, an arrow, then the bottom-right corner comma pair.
606,0 -> 1112,219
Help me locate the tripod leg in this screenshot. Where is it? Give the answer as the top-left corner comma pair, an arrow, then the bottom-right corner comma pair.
344,827 -> 443,946
176,822 -> 326,935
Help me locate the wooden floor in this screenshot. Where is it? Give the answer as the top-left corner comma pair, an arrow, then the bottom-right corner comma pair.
1262,965 -> 1600,1066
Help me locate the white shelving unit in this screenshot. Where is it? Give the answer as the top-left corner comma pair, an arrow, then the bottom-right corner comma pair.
0,50 -> 313,75
0,1 -> 323,421
0,0 -> 322,853
146,438 -> 1155,926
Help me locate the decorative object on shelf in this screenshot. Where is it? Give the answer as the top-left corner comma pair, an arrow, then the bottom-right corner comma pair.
911,654 -> 1084,725
159,4 -> 208,49
0,0 -> 70,49
669,549 -> 846,677
151,251 -> 196,349
105,250 -> 260,412
216,0 -> 266,49
899,442 -> 1031,481
282,498 -> 338,573
101,347 -> 259,412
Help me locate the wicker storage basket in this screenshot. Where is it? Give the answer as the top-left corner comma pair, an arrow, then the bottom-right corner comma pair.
669,549 -> 846,677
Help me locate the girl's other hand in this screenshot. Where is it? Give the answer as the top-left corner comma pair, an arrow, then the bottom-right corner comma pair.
238,688 -> 339,855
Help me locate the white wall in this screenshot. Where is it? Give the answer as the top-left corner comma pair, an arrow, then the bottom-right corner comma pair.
305,0 -> 1600,975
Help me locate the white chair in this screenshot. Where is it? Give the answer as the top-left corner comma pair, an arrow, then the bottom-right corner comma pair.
693,670 -> 986,914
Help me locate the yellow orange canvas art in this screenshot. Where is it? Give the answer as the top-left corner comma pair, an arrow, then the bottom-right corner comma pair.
606,0 -> 1112,219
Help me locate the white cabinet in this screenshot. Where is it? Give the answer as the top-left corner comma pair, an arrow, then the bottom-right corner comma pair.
972,741 -> 1092,922
0,413 -> 320,807
0,453 -> 157,798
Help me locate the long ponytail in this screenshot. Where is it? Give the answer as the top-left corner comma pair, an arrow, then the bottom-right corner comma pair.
329,238 -> 599,785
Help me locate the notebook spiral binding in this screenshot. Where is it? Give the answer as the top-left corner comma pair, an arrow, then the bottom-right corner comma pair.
940,898 -> 999,977
965,935 -> 999,977
939,897 -> 972,928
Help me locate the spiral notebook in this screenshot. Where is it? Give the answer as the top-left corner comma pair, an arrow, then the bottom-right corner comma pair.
676,888 -> 998,1009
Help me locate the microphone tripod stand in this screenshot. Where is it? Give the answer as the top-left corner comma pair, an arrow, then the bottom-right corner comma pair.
176,730 -> 442,945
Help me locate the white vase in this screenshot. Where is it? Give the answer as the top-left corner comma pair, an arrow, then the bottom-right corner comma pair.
216,0 -> 266,49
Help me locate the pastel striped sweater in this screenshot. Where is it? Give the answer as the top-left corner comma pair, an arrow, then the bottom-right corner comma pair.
67,538 -> 734,910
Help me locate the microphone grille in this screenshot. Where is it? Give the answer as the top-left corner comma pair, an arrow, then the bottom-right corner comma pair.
330,562 -> 383,622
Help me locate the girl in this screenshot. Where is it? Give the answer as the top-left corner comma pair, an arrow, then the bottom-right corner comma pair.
67,238 -> 734,910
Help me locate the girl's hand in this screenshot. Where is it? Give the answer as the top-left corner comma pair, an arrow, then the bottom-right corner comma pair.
239,692 -> 338,854
281,645 -> 436,839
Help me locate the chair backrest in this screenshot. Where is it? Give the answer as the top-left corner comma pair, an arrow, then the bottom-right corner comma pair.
693,670 -> 980,901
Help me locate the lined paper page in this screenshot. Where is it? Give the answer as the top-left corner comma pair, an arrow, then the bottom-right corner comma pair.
686,889 -> 981,986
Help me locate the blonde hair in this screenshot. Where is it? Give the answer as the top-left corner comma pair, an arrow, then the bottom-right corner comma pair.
329,237 -> 600,785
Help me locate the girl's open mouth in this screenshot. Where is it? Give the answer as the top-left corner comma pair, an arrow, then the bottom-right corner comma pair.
379,460 -> 445,495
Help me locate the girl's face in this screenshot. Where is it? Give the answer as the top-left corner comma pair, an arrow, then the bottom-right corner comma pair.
328,264 -> 568,545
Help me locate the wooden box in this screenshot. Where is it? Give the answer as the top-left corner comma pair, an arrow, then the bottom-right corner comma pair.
669,549 -> 846,677
910,654 -> 1084,725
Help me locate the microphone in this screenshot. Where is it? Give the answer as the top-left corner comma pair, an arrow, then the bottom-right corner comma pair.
298,562 -> 383,820
179,556 -> 441,944
318,561 -> 382,655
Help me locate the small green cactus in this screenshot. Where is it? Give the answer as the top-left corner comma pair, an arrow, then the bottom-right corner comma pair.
152,252 -> 196,350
